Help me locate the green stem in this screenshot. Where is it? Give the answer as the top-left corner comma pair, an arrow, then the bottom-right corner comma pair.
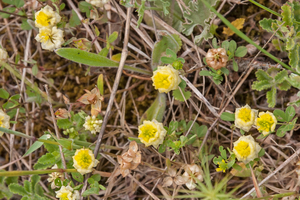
248,0 -> 282,18
0,169 -> 77,177
0,127 -> 34,140
201,0 -> 300,75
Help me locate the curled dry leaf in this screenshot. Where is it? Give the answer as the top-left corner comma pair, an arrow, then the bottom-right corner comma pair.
117,141 -> 141,177
206,48 -> 228,70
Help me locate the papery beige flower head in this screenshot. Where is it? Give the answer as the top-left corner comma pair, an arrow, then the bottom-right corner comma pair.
35,5 -> 61,28
233,135 -> 261,164
235,104 -> 258,132
0,110 -> 10,137
47,164 -> 64,189
35,27 -> 64,51
86,0 -> 109,7
151,65 -> 181,93
205,48 -> 228,70
55,108 -> 69,119
117,141 -> 141,177
138,119 -> 166,148
162,167 -> 187,187
182,164 -> 203,190
0,48 -> 8,62
56,185 -> 80,200
77,87 -> 103,116
72,148 -> 99,175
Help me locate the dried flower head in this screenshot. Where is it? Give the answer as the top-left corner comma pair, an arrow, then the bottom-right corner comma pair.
235,104 -> 258,132
255,111 -> 277,136
117,141 -> 141,177
47,164 -> 64,189
73,148 -> 99,175
205,48 -> 228,70
233,135 -> 261,164
151,65 -> 181,93
182,164 -> 204,190
35,27 -> 64,51
162,167 -> 187,187
77,87 -> 103,116
35,5 -> 61,28
138,119 -> 166,148
86,0 -> 109,7
0,48 -> 8,62
56,185 -> 80,200
0,110 -> 10,137
55,108 -> 69,119
83,115 -> 103,134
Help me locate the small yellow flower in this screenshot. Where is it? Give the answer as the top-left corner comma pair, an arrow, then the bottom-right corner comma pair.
86,0 -> 109,7
255,111 -> 277,136
35,5 -> 61,28
216,159 -> 227,173
233,135 -> 261,164
56,185 -> 80,200
151,65 -> 181,93
0,110 -> 10,137
73,148 -> 99,175
35,27 -> 64,51
0,48 -> 8,62
138,119 -> 166,148
235,104 -> 258,132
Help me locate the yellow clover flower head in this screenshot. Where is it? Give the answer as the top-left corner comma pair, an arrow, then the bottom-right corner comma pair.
35,27 -> 64,51
56,185 -> 80,200
233,135 -> 261,164
83,115 -> 103,134
235,104 -> 258,132
151,65 -> 181,93
0,48 -> 8,62
138,119 -> 166,148
0,110 -> 10,137
255,111 -> 277,136
72,148 -> 99,175
216,159 -> 227,173
35,5 -> 61,28
86,0 -> 109,7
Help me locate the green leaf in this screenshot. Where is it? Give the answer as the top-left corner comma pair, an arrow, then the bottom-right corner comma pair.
24,180 -> 31,193
69,10 -> 81,27
232,59 -> 238,72
79,1 -> 92,17
82,187 -> 99,197
173,80 -> 191,102
212,38 -> 218,48
32,65 -> 38,76
196,125 -> 207,137
55,48 -> 151,76
252,80 -> 272,91
90,174 -> 101,182
286,106 -> 295,121
151,32 -> 182,70
3,0 -> 24,8
255,69 -> 273,81
0,7 -> 16,18
228,40 -> 237,55
140,93 -> 166,123
108,32 -> 118,44
57,139 -> 72,150
276,125 -> 288,137
220,67 -> 229,75
36,153 -> 56,165
9,184 -> 28,196
137,0 -> 146,28
23,135 -> 49,157
199,70 -> 212,76
0,88 -> 9,99
220,112 -> 235,121
266,87 -> 276,108
258,148 -> 265,157
286,38 -> 295,50
259,18 -> 276,32
219,146 -> 227,159
273,109 -> 287,122
281,4 -> 293,27
72,172 -> 83,182
30,175 -> 40,193
274,70 -> 288,84
57,119 -> 72,129
168,121 -> 178,134
288,45 -> 299,70
97,74 -> 104,95
235,46 -> 247,57
222,40 -> 229,51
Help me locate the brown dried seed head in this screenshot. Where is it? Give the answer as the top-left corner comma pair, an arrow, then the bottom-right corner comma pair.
206,48 -> 228,70
118,141 -> 141,177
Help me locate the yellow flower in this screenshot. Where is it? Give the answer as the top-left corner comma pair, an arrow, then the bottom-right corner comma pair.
151,65 -> 181,93
0,48 -> 8,62
35,5 -> 61,28
35,27 -> 64,51
235,104 -> 258,132
0,110 -> 10,137
73,148 -> 99,175
138,119 -> 166,148
55,185 -> 80,200
86,0 -> 109,7
255,111 -> 277,136
233,135 -> 261,164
